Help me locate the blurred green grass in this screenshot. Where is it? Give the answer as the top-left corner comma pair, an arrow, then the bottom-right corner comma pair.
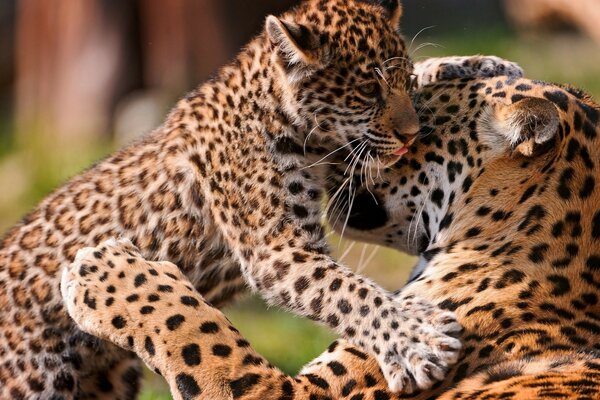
1,29 -> 600,399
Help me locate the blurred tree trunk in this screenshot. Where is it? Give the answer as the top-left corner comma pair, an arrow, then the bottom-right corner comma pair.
13,0 -> 300,154
112,0 -> 230,146
14,0 -> 300,151
139,0 -> 229,91
505,0 -> 600,46
138,0 -> 299,90
15,0 -> 127,150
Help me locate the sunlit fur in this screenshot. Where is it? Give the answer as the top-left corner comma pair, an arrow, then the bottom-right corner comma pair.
327,76 -> 600,399
0,0 -> 481,397
58,75 -> 600,400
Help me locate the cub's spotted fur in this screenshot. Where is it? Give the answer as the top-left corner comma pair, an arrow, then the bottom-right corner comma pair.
1,0 -> 523,397
62,239 -> 459,400
65,76 -> 600,399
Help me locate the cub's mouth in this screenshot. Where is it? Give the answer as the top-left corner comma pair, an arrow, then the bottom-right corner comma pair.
377,146 -> 409,168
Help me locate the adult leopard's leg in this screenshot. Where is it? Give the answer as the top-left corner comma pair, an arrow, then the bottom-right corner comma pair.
413,55 -> 524,87
61,238 -> 420,399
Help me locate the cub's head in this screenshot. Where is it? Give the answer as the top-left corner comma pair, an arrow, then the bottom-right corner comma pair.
266,0 -> 419,166
327,77 -> 596,255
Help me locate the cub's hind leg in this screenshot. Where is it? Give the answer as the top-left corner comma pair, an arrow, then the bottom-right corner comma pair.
0,343 -> 139,400
0,294 -> 137,400
77,355 -> 142,400
0,348 -> 79,400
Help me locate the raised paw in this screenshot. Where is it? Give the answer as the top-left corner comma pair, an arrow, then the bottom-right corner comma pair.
414,55 -> 524,87
60,237 -> 193,357
61,238 -> 275,400
374,295 -> 462,393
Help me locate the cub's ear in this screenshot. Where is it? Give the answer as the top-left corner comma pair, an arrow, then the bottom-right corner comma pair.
266,16 -> 326,82
365,0 -> 402,30
480,97 -> 560,156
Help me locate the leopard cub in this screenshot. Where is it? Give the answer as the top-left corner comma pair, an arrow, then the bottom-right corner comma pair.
0,0 -> 528,397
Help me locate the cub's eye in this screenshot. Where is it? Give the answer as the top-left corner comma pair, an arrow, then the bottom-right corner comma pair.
405,74 -> 418,91
357,82 -> 381,98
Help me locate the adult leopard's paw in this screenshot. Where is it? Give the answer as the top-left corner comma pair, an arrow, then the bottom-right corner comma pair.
374,295 -> 462,393
414,55 -> 524,87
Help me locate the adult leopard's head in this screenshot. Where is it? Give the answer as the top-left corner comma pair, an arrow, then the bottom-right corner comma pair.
327,77 -> 597,257
266,0 -> 419,167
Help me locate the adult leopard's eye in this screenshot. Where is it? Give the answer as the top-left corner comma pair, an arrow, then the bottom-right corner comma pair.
357,82 -> 381,98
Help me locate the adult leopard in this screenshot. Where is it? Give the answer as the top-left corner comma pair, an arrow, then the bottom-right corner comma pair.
0,0 -> 523,397
63,75 -> 600,399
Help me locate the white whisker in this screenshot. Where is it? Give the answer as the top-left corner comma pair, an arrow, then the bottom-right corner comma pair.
337,239 -> 356,262
338,186 -> 357,242
363,153 -> 377,202
339,142 -> 370,241
325,176 -> 350,217
408,181 -> 434,248
412,42 -> 443,56
415,89 -> 447,137
383,64 -> 407,72
408,26 -> 437,54
324,230 -> 336,239
357,243 -> 369,273
382,56 -> 410,66
374,67 -> 391,88
304,110 -> 325,155
301,137 -> 361,170
344,141 -> 367,175
357,244 -> 380,274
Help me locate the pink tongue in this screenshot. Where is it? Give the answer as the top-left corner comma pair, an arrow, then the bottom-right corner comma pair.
393,147 -> 408,156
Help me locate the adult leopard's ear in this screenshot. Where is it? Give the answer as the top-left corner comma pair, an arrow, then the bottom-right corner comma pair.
480,97 -> 560,156
364,0 -> 402,30
266,16 -> 327,82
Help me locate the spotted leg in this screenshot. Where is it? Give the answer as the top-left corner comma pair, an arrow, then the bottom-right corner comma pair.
414,55 -> 524,87
61,238 -> 460,399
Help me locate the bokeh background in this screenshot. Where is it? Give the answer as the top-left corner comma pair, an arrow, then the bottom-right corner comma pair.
0,0 -> 599,398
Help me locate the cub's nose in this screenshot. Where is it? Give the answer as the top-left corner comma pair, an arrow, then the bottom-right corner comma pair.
386,128 -> 419,159
389,91 -> 420,148
392,129 -> 419,146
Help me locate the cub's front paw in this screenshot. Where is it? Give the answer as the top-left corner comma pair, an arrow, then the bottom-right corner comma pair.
60,237 -> 188,350
373,296 -> 462,393
415,55 -> 524,86
61,238 -> 139,347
